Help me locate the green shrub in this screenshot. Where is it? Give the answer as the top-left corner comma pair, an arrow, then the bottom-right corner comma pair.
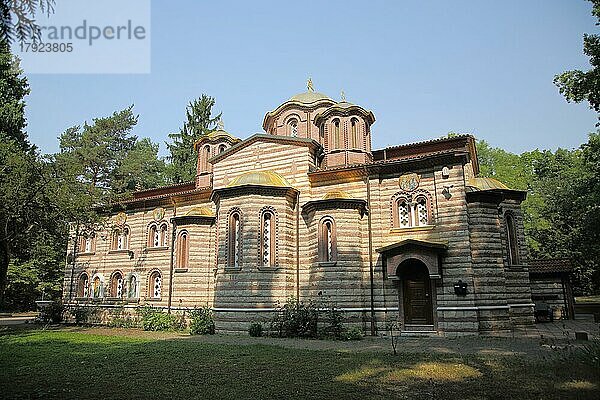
248,322 -> 263,337
108,306 -> 139,328
269,298 -> 319,338
342,326 -> 363,341
69,305 -> 100,325
138,305 -> 185,332
189,306 -> 215,335
319,304 -> 345,339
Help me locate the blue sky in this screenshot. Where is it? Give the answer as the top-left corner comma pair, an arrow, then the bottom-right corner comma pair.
23,0 -> 598,156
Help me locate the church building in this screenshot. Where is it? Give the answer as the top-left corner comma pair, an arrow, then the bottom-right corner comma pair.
63,81 -> 536,335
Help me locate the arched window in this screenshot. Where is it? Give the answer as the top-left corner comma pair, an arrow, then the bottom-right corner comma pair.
148,270 -> 162,299
332,119 -> 341,149
177,230 -> 189,268
288,118 -> 299,137
228,212 -> 241,268
112,227 -> 129,250
397,199 -> 411,228
77,273 -> 89,298
160,223 -> 168,247
260,211 -> 276,267
148,224 -> 158,247
350,118 -> 359,149
127,274 -> 139,299
318,217 -> 337,262
203,146 -> 211,171
218,144 -> 226,154
79,233 -> 95,253
505,212 -> 520,265
110,271 -> 124,298
92,276 -> 102,298
414,196 -> 431,226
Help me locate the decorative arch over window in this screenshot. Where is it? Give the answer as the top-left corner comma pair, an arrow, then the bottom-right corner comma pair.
227,208 -> 242,269
110,271 -> 124,298
350,118 -> 359,149
203,145 -> 211,172
79,232 -> 95,253
176,230 -> 189,269
504,211 -> 520,266
391,190 -> 434,228
127,273 -> 140,299
331,119 -> 341,149
259,207 -> 277,268
112,226 -> 129,250
287,118 -> 299,137
318,217 -> 337,262
148,270 -> 162,299
218,144 -> 227,154
77,272 -> 89,298
413,194 -> 431,227
148,222 -> 168,248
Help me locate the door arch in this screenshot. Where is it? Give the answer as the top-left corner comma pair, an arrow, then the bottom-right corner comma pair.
397,259 -> 433,325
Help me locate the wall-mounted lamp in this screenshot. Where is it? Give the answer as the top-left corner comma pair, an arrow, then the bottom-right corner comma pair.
454,280 -> 468,296
442,166 -> 450,178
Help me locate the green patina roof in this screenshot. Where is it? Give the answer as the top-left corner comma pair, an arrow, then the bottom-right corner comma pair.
289,91 -> 332,104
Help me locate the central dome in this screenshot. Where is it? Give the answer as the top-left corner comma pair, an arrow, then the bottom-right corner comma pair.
289,91 -> 332,104
227,170 -> 292,188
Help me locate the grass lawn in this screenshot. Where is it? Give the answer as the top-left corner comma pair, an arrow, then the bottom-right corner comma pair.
0,328 -> 598,400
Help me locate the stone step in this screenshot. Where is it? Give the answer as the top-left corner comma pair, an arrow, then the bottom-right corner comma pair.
574,313 -> 595,322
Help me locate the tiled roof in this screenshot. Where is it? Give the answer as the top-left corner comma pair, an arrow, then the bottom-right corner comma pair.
529,258 -> 573,274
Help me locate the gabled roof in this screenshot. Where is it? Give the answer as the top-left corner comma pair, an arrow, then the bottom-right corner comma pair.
376,239 -> 448,254
209,133 -> 322,164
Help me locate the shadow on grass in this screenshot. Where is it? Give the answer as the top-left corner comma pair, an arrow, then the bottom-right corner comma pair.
0,328 -> 597,400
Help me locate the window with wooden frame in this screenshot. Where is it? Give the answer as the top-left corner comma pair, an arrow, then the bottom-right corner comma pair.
110,271 -> 124,298
392,192 -> 433,228
176,230 -> 189,269
112,227 -> 129,250
148,270 -> 162,299
332,119 -> 341,149
505,212 -> 520,266
318,217 -> 337,262
413,195 -> 431,226
288,118 -> 299,137
77,272 -> 89,298
228,211 -> 242,269
260,210 -> 276,268
350,118 -> 359,149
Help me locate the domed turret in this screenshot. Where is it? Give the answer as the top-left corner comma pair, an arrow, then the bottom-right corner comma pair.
195,122 -> 241,188
263,79 -> 335,141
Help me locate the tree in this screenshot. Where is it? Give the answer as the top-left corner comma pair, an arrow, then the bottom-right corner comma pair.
477,136 -> 600,295
0,40 -> 29,148
166,95 -> 221,183
0,0 -> 55,45
554,0 -> 600,122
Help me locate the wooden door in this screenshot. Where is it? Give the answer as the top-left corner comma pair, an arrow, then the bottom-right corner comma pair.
403,277 -> 433,325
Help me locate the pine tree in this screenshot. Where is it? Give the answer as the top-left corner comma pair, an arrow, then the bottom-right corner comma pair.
166,95 -> 221,183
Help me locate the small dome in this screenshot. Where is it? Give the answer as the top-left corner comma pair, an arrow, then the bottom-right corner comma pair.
185,206 -> 214,217
289,91 -> 332,104
227,170 -> 292,188
323,190 -> 351,200
467,177 -> 510,191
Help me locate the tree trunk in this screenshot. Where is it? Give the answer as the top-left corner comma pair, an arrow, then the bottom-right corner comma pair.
0,239 -> 10,310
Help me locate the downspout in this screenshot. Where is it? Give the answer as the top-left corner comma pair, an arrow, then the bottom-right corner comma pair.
167,197 -> 177,313
364,166 -> 376,336
68,222 -> 80,301
296,191 -> 300,302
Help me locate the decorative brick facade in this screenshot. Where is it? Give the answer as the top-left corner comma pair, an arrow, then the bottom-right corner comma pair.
63,84 -> 536,335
